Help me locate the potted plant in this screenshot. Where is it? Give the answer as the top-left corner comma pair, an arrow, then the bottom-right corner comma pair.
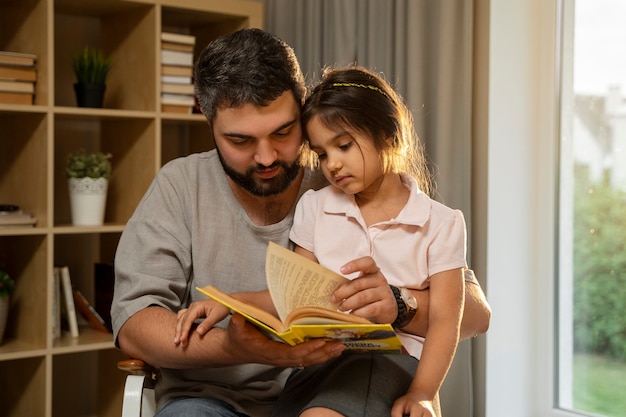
0,261 -> 14,344
66,149 -> 112,226
72,46 -> 112,108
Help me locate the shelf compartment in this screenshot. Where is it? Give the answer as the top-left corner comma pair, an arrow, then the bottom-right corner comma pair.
54,232 -> 118,294
0,0 -> 50,106
54,115 -> 156,226
161,117 -> 213,165
0,111 -> 48,229
0,356 -> 46,416
53,348 -> 126,417
0,234 -> 48,353
54,2 -> 157,111
161,0 -> 263,36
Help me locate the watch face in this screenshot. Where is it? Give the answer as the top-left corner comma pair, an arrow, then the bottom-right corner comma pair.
400,287 -> 418,310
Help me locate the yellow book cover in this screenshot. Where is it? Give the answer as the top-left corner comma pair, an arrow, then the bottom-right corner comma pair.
196,242 -> 404,352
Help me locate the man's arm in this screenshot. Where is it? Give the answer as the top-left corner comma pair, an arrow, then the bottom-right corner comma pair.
412,279 -> 491,340
117,305 -> 345,370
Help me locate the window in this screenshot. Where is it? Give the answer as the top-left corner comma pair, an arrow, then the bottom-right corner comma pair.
558,1 -> 626,416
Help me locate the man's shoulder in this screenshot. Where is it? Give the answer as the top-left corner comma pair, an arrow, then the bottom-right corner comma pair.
161,149 -> 218,169
158,150 -> 221,179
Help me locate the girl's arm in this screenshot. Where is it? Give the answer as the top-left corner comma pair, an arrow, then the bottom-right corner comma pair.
392,268 -> 465,416
410,276 -> 490,340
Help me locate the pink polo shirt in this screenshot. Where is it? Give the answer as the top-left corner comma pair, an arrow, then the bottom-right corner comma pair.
289,174 -> 467,357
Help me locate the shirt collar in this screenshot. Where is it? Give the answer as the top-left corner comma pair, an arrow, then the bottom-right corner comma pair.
322,174 -> 431,226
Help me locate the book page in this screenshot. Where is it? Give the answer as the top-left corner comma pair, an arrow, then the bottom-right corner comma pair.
196,285 -> 288,333
266,242 -> 351,323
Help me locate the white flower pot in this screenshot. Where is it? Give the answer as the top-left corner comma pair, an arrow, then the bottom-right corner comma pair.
69,177 -> 108,226
0,296 -> 8,345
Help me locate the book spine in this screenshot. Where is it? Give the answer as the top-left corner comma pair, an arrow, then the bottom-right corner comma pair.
161,82 -> 195,95
161,49 -> 194,67
161,75 -> 193,85
161,93 -> 196,106
0,91 -> 34,105
161,64 -> 193,77
160,32 -> 196,45
52,267 -> 62,340
0,80 -> 35,93
0,65 -> 37,82
60,266 -> 79,337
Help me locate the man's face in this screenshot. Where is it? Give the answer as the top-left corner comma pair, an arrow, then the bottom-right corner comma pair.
212,91 -> 303,197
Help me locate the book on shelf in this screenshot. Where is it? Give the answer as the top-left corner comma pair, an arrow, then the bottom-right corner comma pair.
161,41 -> 194,53
0,50 -> 37,67
161,93 -> 195,113
161,32 -> 196,46
52,268 -> 62,340
161,64 -> 193,78
161,75 -> 192,85
0,64 -> 37,82
0,210 -> 37,227
73,289 -> 110,333
161,103 -> 193,114
196,242 -> 404,352
0,91 -> 33,105
161,82 -> 195,95
0,79 -> 35,94
161,93 -> 196,106
58,266 -> 79,338
161,49 -> 194,67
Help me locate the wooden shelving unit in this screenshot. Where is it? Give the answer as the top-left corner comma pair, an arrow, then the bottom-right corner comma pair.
0,0 -> 262,415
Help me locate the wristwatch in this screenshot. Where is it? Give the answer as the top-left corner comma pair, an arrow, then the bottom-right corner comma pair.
390,285 -> 418,328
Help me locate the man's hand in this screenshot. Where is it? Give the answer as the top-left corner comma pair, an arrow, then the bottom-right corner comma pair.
226,313 -> 345,368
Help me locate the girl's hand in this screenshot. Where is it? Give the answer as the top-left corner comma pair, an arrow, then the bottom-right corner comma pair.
391,394 -> 437,417
174,300 -> 231,347
332,256 -> 398,324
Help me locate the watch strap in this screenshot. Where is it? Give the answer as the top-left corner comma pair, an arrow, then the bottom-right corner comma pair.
390,285 -> 409,328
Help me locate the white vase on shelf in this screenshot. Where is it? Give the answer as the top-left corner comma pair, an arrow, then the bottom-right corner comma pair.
68,177 -> 108,226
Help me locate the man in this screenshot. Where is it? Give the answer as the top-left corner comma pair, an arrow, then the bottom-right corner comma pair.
112,28 -> 490,417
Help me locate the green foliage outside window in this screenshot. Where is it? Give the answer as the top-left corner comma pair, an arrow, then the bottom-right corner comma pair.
573,165 -> 626,361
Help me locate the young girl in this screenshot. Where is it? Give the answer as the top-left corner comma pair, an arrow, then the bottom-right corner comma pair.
273,66 -> 467,417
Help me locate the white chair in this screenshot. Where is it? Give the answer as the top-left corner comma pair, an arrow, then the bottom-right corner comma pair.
118,359 -> 157,417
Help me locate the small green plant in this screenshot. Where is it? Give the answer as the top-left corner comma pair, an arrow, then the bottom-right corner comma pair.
0,266 -> 14,297
66,149 -> 112,179
72,47 -> 112,84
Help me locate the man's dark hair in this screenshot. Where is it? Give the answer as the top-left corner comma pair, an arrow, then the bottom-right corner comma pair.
194,28 -> 305,125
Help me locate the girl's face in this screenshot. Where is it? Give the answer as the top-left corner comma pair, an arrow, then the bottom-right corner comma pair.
306,115 -> 384,195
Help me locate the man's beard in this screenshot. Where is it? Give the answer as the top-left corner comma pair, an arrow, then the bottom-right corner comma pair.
216,148 -> 301,197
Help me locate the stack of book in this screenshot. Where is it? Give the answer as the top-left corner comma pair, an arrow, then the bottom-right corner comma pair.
160,32 -> 196,114
0,205 -> 37,228
0,50 -> 37,105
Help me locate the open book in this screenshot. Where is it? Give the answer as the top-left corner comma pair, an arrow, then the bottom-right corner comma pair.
196,242 -> 403,352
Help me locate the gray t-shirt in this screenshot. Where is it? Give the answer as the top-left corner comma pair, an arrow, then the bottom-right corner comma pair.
111,150 -> 326,416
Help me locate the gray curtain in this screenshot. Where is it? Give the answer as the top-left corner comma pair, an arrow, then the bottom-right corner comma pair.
264,1 -> 475,416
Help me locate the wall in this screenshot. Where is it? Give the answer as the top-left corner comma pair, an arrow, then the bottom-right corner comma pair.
474,0 -> 560,416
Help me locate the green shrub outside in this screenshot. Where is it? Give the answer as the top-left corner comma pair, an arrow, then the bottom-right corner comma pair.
573,165 -> 626,361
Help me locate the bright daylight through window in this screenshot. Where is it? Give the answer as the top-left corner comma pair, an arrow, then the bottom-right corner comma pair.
558,1 -> 626,416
